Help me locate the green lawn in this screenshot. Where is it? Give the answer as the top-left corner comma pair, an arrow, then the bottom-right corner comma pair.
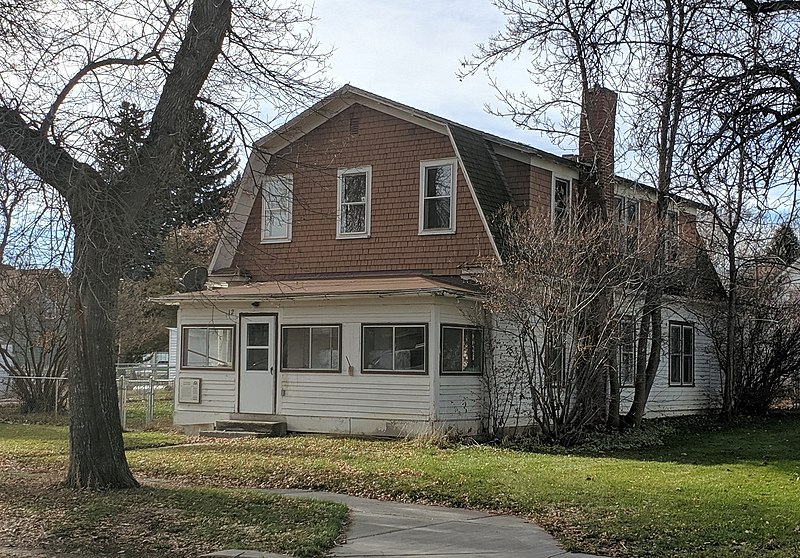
2,416 -> 799,557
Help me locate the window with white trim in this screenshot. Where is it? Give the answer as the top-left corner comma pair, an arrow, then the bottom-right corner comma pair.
552,177 -> 571,228
337,167 -> 371,238
441,326 -> 483,374
615,196 -> 640,255
669,322 -> 694,386
181,326 -> 234,369
281,325 -> 340,371
544,335 -> 566,387
420,160 -> 456,234
619,315 -> 636,387
362,325 -> 427,373
261,174 -> 292,243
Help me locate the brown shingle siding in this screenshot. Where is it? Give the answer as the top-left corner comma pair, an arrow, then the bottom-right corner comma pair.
232,105 -> 497,280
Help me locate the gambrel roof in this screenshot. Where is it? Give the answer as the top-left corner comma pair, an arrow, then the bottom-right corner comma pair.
210,85 -> 584,274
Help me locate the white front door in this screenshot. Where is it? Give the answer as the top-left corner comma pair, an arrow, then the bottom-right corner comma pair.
238,315 -> 276,414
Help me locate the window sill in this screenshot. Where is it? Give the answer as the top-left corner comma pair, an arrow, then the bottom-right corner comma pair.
440,371 -> 483,376
336,233 -> 370,240
361,369 -> 428,376
418,229 -> 455,236
280,368 -> 342,374
260,237 -> 292,244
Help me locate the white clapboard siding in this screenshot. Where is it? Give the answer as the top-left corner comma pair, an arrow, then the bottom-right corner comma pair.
174,371 -> 237,413
279,373 -> 430,420
438,375 -> 482,421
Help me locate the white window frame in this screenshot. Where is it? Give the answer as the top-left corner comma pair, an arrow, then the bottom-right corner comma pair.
419,158 -> 457,235
669,322 -> 695,387
336,166 -> 372,239
551,177 -> 572,227
260,174 -> 293,243
615,195 -> 640,254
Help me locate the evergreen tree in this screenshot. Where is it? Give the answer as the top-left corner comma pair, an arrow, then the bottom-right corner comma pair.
766,224 -> 800,265
96,103 -> 236,277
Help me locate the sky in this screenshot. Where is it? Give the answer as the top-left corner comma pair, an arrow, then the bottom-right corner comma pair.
312,0 -> 561,154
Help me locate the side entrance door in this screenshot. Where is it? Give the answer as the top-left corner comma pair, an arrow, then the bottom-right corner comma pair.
238,315 -> 276,414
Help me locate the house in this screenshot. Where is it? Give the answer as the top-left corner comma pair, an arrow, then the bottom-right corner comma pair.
159,85 -> 721,436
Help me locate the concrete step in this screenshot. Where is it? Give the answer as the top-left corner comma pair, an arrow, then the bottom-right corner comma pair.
198,430 -> 271,439
230,413 -> 286,421
214,419 -> 287,437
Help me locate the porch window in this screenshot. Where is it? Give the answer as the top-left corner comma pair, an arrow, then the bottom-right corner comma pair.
281,326 -> 340,372
261,174 -> 292,243
669,322 -> 694,386
181,326 -> 234,369
441,325 -> 483,374
544,337 -> 566,387
362,325 -> 426,373
419,159 -> 456,234
337,167 -> 371,238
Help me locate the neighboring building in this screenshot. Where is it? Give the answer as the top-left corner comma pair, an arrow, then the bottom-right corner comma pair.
159,86 -> 721,436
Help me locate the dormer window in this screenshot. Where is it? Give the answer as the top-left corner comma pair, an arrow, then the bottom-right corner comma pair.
337,166 -> 371,238
261,174 -> 292,243
419,159 -> 456,234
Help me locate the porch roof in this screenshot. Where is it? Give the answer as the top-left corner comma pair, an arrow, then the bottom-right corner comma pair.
155,275 -> 482,304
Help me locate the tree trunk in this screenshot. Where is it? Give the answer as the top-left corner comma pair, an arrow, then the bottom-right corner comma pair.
721,234 -> 737,420
64,223 -> 138,489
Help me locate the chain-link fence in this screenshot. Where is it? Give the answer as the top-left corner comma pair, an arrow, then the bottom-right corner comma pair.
0,373 -> 174,430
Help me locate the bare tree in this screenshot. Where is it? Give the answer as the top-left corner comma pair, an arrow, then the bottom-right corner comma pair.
0,267 -> 69,413
479,203 -> 647,444
0,1 -> 328,489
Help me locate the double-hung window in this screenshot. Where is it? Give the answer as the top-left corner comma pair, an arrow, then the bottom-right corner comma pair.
552,177 -> 571,228
362,324 -> 427,373
665,210 -> 679,263
619,315 -> 636,387
615,196 -> 639,255
261,174 -> 292,243
441,326 -> 483,374
419,159 -> 456,234
669,322 -> 694,386
337,167 -> 371,238
281,325 -> 340,372
181,326 -> 234,369
544,334 -> 566,387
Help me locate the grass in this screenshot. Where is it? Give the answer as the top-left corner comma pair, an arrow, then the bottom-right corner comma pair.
2,416 -> 799,557
0,426 -> 347,558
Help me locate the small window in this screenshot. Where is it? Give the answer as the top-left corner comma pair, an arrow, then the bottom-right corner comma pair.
261,174 -> 292,243
544,334 -> 566,387
665,210 -> 679,263
553,177 -> 571,228
615,196 -> 639,255
619,315 -> 636,387
363,325 -> 427,373
337,167 -> 371,238
281,326 -> 340,371
669,322 -> 694,386
420,160 -> 456,234
181,326 -> 234,369
441,326 -> 483,374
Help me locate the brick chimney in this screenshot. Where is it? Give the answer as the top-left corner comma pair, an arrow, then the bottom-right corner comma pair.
579,86 -> 617,212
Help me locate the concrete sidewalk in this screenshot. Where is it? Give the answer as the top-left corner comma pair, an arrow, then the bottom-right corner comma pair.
270,490 -> 606,558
